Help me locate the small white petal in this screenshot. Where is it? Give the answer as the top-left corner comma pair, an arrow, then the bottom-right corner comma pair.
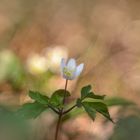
61,58 -> 66,69
64,76 -> 72,80
60,58 -> 66,75
75,63 -> 84,77
67,58 -> 76,70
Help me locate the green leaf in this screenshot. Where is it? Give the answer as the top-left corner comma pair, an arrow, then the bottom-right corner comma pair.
50,89 -> 70,107
105,97 -> 135,107
82,102 -> 96,120
82,101 -> 113,122
29,91 -> 49,105
86,92 -> 105,100
81,85 -> 92,99
17,102 -> 47,119
81,85 -> 105,100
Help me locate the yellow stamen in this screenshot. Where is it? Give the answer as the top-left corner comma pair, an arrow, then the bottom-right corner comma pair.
63,67 -> 73,78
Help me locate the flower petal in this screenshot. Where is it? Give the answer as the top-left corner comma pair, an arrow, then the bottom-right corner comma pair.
64,75 -> 75,80
61,58 -> 66,69
67,58 -> 76,70
60,58 -> 66,74
75,63 -> 84,77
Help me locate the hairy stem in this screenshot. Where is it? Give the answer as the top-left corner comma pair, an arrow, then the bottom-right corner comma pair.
55,79 -> 68,140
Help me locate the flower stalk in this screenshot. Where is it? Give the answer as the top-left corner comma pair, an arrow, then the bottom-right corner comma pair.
55,79 -> 68,140
55,58 -> 84,140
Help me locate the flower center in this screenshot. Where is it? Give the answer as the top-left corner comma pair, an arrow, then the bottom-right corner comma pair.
63,67 -> 74,77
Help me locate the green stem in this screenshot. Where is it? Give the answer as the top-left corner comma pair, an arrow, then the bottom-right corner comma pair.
48,105 -> 59,114
63,104 -> 77,115
54,79 -> 68,140
63,79 -> 68,105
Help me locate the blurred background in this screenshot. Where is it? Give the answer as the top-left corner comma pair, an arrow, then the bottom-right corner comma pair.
0,0 -> 140,140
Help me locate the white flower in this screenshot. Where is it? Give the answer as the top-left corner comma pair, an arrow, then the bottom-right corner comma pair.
26,54 -> 48,75
44,46 -> 68,73
60,58 -> 84,80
